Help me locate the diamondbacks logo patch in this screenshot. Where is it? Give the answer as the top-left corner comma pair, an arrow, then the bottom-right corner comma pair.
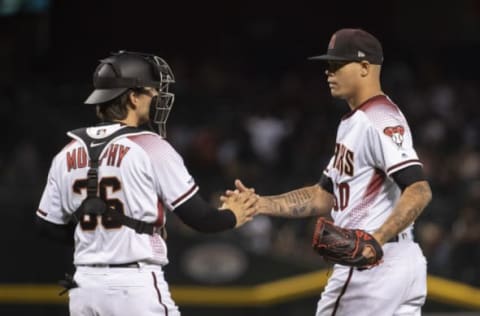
383,125 -> 405,147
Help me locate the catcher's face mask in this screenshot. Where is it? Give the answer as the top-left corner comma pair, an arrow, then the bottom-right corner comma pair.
148,55 -> 175,138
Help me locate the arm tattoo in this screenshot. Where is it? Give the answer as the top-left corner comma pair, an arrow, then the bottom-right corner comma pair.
285,189 -> 312,206
264,186 -> 327,218
375,181 -> 432,244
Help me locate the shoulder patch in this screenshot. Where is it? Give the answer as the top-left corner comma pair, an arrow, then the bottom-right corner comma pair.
383,125 -> 405,147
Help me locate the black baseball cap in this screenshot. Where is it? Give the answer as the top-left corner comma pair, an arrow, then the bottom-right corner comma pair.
309,28 -> 383,65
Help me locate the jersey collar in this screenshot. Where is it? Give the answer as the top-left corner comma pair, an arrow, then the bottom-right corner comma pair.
341,94 -> 387,120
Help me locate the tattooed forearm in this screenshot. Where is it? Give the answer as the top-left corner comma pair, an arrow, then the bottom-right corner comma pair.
285,189 -> 313,207
266,187 -> 315,217
374,181 -> 432,244
260,185 -> 333,218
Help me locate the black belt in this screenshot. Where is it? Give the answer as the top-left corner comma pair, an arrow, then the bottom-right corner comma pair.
386,232 -> 413,243
386,235 -> 399,243
77,262 -> 140,268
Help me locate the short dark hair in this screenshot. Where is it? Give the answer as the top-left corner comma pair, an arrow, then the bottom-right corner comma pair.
95,88 -> 146,122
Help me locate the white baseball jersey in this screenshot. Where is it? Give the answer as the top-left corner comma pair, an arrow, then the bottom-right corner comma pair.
316,95 -> 427,316
36,123 -> 198,266
324,95 -> 422,232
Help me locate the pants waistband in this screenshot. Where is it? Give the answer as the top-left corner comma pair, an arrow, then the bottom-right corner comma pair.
76,261 -> 140,268
386,231 -> 412,243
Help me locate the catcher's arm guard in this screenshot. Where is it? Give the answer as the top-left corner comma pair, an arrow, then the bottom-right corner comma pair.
312,217 -> 383,269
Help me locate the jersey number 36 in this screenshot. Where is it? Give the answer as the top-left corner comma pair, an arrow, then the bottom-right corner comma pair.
73,177 -> 124,231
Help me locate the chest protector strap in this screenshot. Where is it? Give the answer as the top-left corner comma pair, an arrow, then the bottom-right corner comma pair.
69,126 -> 157,235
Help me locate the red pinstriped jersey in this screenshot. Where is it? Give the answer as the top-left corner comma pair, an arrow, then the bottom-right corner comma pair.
324,95 -> 422,232
36,124 -> 198,265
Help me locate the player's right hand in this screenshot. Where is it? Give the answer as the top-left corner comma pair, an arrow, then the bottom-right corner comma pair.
219,190 -> 258,227
223,179 -> 254,197
223,179 -> 277,216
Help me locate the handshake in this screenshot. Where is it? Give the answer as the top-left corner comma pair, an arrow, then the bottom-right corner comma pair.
219,179 -> 268,228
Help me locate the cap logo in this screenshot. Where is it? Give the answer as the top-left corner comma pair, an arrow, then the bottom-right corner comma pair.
358,51 -> 366,58
328,34 -> 337,49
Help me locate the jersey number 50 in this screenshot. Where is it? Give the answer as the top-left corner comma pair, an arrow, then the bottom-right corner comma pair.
333,182 -> 350,211
73,177 -> 124,231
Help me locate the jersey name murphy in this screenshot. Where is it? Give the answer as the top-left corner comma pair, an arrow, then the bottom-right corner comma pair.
332,143 -> 354,176
66,144 -> 131,172
37,124 -> 199,266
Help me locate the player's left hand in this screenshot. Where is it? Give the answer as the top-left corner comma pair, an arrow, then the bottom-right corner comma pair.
361,244 -> 378,261
362,233 -> 384,259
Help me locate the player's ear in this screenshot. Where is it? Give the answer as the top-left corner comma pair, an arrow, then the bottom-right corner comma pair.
127,90 -> 139,109
360,61 -> 370,77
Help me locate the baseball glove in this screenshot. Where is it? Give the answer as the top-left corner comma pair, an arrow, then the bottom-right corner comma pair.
312,217 -> 383,269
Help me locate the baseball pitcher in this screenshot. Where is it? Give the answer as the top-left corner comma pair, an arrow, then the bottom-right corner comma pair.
226,29 -> 432,316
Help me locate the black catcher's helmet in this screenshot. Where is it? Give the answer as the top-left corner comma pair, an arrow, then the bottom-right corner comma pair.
84,50 -> 175,137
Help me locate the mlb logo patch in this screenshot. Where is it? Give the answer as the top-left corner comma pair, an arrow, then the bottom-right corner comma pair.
96,128 -> 107,136
383,125 -> 405,147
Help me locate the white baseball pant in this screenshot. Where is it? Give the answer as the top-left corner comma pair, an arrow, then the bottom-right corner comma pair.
316,237 -> 427,316
69,264 -> 180,316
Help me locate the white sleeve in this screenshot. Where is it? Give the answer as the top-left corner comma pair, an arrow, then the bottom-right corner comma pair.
36,155 -> 70,224
367,123 -> 422,176
148,141 -> 199,211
